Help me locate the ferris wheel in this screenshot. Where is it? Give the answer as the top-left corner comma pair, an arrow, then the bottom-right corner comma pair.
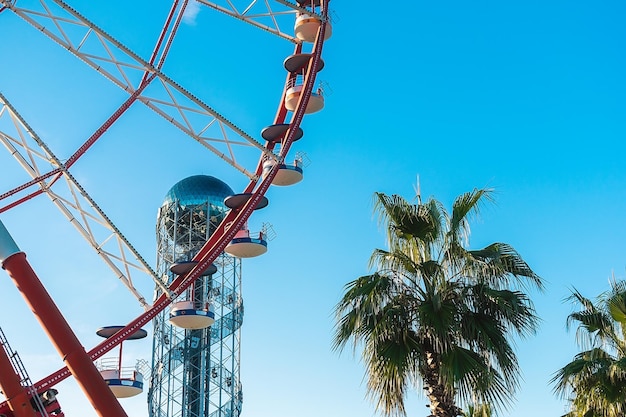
0,0 -> 331,416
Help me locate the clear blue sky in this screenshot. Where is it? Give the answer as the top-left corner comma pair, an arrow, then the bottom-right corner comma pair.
1,1 -> 625,416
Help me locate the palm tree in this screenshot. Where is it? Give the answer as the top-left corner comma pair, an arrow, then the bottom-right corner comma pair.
551,280 -> 626,417
333,187 -> 543,417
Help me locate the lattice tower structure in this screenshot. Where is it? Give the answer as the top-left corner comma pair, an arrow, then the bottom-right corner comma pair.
150,175 -> 243,417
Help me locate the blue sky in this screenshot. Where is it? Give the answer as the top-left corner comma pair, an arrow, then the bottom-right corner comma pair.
1,1 -> 625,416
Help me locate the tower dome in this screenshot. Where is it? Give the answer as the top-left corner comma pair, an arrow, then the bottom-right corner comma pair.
158,175 -> 234,252
163,174 -> 233,208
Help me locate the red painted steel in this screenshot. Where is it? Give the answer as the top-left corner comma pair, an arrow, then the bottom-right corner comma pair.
1,252 -> 128,417
0,170 -> 62,205
154,1 -> 187,70
270,41 -> 304,151
65,74 -> 157,168
144,0 -> 180,78
1,189 -> 46,215
0,341 -> 37,417
0,73 -> 156,210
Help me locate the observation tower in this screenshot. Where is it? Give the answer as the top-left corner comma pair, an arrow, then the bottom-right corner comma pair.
150,175 -> 243,417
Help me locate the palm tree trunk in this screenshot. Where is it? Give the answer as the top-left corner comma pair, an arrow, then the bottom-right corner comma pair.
423,350 -> 462,417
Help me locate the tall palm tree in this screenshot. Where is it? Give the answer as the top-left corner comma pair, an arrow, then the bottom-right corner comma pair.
333,187 -> 543,417
551,280 -> 626,417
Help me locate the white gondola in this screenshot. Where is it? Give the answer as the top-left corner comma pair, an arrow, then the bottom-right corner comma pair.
284,84 -> 324,114
224,229 -> 267,258
168,261 -> 217,329
169,300 -> 216,330
262,158 -> 304,186
96,326 -> 147,399
100,368 -> 144,398
294,12 -> 332,43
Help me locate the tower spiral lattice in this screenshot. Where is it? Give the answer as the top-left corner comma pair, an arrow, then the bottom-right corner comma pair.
152,175 -> 243,417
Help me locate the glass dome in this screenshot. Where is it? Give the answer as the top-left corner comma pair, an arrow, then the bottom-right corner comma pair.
163,175 -> 233,208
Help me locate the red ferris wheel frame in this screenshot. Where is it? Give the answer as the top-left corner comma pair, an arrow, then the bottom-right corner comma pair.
0,0 -> 330,414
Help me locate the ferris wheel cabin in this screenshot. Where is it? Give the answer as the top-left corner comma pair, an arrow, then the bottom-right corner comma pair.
283,53 -> 326,114
169,300 -> 216,330
262,158 -> 304,186
261,123 -> 304,144
99,369 -> 144,399
95,326 -> 147,398
294,12 -> 332,43
224,229 -> 268,258
222,194 -> 269,258
284,84 -> 324,114
259,123 -> 306,185
168,261 -> 218,329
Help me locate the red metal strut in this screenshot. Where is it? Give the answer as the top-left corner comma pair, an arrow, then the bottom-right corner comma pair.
0,220 -> 128,417
0,337 -> 37,417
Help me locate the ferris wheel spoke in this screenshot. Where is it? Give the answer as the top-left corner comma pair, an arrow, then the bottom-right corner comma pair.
0,74 -> 156,206
196,0 -> 303,42
0,97 -> 60,173
4,1 -> 145,90
46,187 -> 153,306
1,0 -> 272,177
0,93 -> 165,307
136,77 -> 270,179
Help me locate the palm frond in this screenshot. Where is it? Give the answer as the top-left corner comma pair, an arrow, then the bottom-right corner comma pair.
467,285 -> 540,338
415,278 -> 464,354
373,192 -> 443,262
364,296 -> 422,417
566,289 -> 597,312
369,248 -> 420,277
443,346 -> 512,412
333,273 -> 398,353
467,243 -> 544,291
374,193 -> 438,241
604,281 -> 626,346
565,289 -> 616,351
463,402 -> 494,417
553,284 -> 626,417
448,188 -> 494,247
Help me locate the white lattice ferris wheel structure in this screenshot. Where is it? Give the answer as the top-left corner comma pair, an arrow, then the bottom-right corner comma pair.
0,0 -> 331,415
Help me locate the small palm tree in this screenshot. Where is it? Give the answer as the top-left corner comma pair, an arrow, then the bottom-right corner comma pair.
552,279 -> 626,417
333,187 -> 543,417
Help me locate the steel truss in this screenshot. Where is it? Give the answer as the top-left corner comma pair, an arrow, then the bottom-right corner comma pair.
0,0 -> 311,178
0,94 -> 161,308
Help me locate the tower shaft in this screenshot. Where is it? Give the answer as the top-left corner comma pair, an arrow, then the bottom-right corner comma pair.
149,176 -> 242,417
